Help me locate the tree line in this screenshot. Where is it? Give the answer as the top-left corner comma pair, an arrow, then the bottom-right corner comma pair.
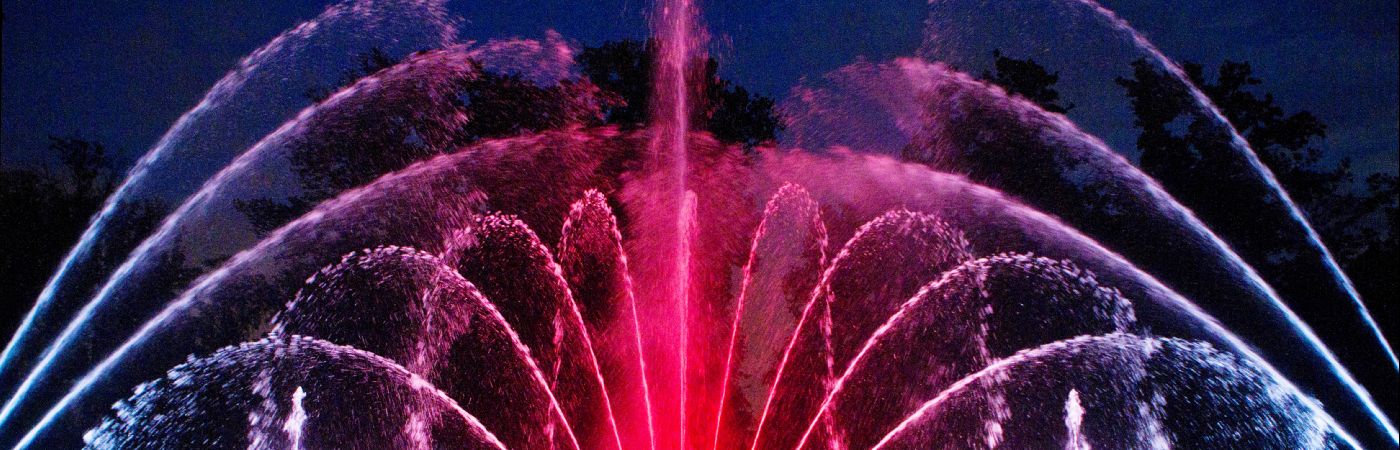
982,50 -> 1397,340
1,42 -> 1393,347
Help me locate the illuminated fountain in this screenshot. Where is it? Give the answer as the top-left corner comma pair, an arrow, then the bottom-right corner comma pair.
0,0 -> 1394,448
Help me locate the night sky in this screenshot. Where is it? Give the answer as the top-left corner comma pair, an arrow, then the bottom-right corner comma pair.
2,0 -> 1396,177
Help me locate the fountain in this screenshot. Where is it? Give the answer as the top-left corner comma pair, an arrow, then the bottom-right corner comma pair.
0,0 -> 1394,448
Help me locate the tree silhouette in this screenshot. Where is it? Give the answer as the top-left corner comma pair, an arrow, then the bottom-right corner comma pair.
0,138 -> 168,337
239,42 -> 782,235
578,39 -> 782,148
238,49 -> 617,235
1116,59 -> 1398,340
965,52 -> 1396,350
982,50 -> 1074,114
578,40 -> 654,127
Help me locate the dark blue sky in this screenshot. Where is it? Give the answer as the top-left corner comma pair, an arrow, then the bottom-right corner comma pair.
3,0 -> 1396,176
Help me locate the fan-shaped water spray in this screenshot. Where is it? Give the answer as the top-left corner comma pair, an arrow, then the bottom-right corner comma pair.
83,335 -> 507,449
1,0 -> 1394,448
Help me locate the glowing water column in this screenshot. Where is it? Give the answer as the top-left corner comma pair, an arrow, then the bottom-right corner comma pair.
643,0 -> 702,447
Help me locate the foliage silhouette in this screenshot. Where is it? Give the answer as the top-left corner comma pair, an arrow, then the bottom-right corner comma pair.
982,50 -> 1074,114
1115,58 -> 1397,341
0,138 -> 170,338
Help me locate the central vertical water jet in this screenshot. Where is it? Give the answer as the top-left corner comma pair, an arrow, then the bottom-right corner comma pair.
676,190 -> 697,449
649,0 -> 702,447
